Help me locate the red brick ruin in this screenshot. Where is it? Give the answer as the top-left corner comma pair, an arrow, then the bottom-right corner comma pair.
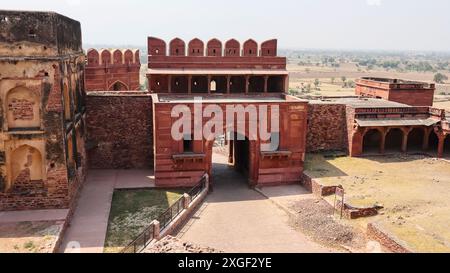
2,10 -> 450,212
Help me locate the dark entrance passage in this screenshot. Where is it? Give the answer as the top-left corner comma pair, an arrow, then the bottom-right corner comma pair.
233,134 -> 250,177
428,131 -> 439,155
444,135 -> 450,157
211,133 -> 251,188
407,128 -> 424,152
385,128 -> 403,153
363,129 -> 382,154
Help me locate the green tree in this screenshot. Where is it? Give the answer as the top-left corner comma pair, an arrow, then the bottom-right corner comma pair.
314,79 -> 320,89
434,73 -> 448,84
341,76 -> 347,87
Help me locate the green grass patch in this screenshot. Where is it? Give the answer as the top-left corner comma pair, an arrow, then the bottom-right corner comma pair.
104,188 -> 187,253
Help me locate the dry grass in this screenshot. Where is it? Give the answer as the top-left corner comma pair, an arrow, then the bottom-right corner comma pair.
304,153 -> 450,252
103,188 -> 187,253
0,221 -> 63,253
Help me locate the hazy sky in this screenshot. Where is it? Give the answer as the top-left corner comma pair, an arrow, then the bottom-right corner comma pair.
3,0 -> 450,51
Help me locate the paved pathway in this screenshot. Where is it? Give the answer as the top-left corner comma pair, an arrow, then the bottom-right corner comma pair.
0,209 -> 68,224
177,153 -> 332,253
59,169 -> 155,253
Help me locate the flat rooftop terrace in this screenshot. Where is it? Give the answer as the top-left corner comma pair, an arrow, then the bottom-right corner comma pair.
308,97 -> 411,108
157,94 -> 304,103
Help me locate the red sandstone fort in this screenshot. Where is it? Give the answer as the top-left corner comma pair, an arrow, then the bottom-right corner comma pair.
0,10 -> 449,213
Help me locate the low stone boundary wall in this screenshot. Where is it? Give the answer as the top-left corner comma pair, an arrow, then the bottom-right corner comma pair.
367,222 -> 412,253
301,173 -> 381,220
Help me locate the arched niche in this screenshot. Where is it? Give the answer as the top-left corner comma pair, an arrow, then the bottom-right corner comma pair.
11,145 -> 43,186
109,80 -> 129,91
6,86 -> 41,130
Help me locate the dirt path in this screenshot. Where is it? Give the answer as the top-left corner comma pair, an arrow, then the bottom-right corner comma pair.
176,153 -> 333,253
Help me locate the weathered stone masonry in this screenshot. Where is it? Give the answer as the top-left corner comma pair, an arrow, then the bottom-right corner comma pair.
86,92 -> 153,169
0,11 -> 87,211
306,103 -> 347,152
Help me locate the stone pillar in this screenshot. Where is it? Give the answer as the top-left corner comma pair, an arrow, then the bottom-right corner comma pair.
437,134 -> 445,158
245,75 -> 249,94
423,128 -> 431,151
226,75 -> 231,94
264,75 -> 268,93
380,130 -> 386,154
188,75 -> 192,94
228,140 -> 234,164
183,193 -> 191,209
153,220 -> 161,240
168,75 -> 172,93
207,75 -> 211,94
401,128 -> 411,153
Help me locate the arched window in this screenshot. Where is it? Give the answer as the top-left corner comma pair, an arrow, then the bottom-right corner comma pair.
210,80 -> 217,92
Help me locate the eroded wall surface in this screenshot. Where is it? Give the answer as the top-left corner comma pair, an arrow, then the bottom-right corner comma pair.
85,92 -> 153,169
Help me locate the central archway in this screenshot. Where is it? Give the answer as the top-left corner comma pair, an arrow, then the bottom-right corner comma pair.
205,130 -> 257,188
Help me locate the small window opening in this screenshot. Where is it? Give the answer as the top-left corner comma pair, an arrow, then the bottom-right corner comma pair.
194,81 -> 198,86
210,80 -> 217,91
249,49 -> 252,54
155,49 -> 159,54
175,81 -> 179,86
157,81 -> 160,86
213,49 -> 216,54
183,135 -> 193,153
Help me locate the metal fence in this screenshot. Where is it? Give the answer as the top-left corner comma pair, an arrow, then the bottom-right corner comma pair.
158,196 -> 185,230
121,224 -> 154,253
120,174 -> 207,253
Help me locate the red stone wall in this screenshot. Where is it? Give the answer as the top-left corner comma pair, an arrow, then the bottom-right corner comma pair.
86,92 -> 153,169
355,79 -> 435,107
153,97 -> 307,187
306,103 -> 348,152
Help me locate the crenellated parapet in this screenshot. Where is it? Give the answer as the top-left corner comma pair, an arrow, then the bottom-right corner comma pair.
148,37 -> 278,57
147,37 -> 284,70
86,48 -> 140,67
85,48 -> 141,91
